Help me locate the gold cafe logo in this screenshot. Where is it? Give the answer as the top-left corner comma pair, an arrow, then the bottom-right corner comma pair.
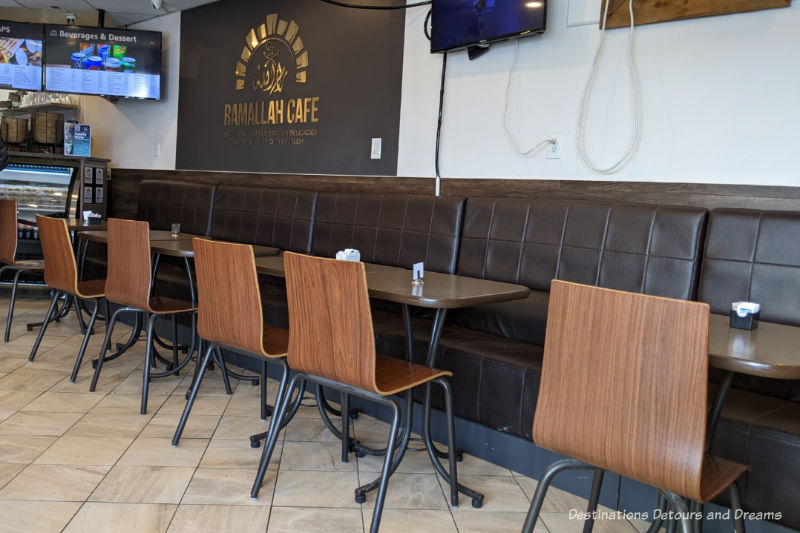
226,13 -> 319,128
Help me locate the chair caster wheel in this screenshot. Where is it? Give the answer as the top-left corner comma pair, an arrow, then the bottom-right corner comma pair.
456,451 -> 464,462
184,390 -> 190,400
26,325 -> 33,331
251,380 -> 259,387
355,449 -> 365,458
250,438 -> 261,449
471,496 -> 484,508
355,491 -> 366,504
349,409 -> 359,420
91,360 -> 97,369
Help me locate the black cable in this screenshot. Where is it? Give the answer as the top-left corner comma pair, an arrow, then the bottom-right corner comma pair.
424,8 -> 432,41
434,52 -> 447,183
317,0 -> 431,9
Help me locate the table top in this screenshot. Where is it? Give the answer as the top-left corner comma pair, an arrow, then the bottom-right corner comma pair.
20,217 -> 107,231
708,313 -> 800,380
254,255 -> 530,309
76,230 -> 280,259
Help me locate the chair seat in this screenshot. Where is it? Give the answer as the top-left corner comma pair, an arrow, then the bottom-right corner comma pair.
148,295 -> 197,314
698,455 -> 749,503
261,325 -> 289,358
76,278 -> 106,299
12,259 -> 44,270
375,354 -> 452,396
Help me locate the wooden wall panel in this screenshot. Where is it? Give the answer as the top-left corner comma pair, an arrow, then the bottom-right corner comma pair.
108,169 -> 800,218
601,0 -> 790,29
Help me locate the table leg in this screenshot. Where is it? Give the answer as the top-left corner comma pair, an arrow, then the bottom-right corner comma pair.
421,308 -> 483,507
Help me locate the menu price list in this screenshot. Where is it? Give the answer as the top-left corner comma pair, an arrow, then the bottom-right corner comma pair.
0,62 -> 41,90
45,66 -> 159,99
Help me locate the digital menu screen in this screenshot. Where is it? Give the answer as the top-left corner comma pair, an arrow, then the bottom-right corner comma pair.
44,25 -> 161,100
0,21 -> 43,91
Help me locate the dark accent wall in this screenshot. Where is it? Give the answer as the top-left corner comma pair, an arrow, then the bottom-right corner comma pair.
108,169 -> 800,220
176,0 -> 405,176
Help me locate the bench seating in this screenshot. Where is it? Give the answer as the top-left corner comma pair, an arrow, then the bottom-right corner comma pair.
118,183 -> 798,531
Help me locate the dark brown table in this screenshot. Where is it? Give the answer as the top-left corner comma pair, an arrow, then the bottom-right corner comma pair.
77,230 -> 280,258
19,217 -> 108,231
255,254 -> 529,507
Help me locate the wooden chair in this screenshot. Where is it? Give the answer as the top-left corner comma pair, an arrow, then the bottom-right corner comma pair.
172,238 -> 290,446
90,218 -> 196,414
522,281 -> 748,533
0,199 -> 43,341
252,252 -> 459,533
28,215 -> 107,381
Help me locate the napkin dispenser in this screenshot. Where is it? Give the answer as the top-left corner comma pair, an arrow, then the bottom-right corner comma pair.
335,249 -> 361,262
730,301 -> 760,330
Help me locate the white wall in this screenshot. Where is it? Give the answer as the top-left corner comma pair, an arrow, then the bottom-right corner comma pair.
79,12 -> 180,170
397,1 -> 800,185
79,3 -> 800,186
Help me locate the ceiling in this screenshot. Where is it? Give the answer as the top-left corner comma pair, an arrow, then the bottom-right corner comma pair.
0,0 -> 218,27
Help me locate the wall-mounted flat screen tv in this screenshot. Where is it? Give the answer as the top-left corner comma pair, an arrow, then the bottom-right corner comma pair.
431,0 -> 546,54
44,25 -> 162,100
0,21 -> 43,91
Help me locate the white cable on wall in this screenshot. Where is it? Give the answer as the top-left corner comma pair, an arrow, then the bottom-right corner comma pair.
576,0 -> 640,174
504,40 -> 555,156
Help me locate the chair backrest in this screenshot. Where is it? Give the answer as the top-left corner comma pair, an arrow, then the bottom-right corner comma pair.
36,215 -> 78,294
283,252 -> 378,392
193,238 -> 266,354
533,280 -> 710,502
105,218 -> 152,310
0,199 -> 18,265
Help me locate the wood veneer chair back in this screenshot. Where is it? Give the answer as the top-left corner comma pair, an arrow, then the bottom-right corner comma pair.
0,199 -> 19,265
283,252 -> 378,393
534,280 -> 710,502
192,238 -> 265,354
105,218 -> 153,311
36,215 -> 79,294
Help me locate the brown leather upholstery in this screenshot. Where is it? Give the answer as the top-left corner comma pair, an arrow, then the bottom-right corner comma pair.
135,180 -> 216,236
699,208 -> 800,325
209,186 -> 317,253
450,198 -> 708,345
311,193 -> 465,274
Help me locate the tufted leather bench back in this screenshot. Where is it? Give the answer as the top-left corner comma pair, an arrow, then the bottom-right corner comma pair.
311,193 -> 465,274
451,198 -> 708,345
135,180 -> 217,236
210,186 -> 317,253
699,208 -> 800,326
458,198 -> 708,298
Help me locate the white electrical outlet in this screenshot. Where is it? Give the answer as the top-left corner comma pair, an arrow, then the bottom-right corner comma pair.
371,138 -> 382,160
546,134 -> 562,159
154,142 -> 161,157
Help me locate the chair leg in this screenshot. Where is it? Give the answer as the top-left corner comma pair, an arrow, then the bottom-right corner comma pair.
28,290 -> 61,361
728,482 -> 745,533
73,295 -> 87,335
90,307 -> 123,390
646,494 -> 669,533
522,458 -> 596,533
171,314 -> 179,371
252,373 -> 301,499
367,396 -> 401,533
661,491 -> 694,533
71,298 -> 100,383
142,312 -> 158,415
4,269 -> 22,342
341,392 -> 351,464
437,377 -> 459,508
215,346 -> 233,395
582,470 -> 606,533
260,360 -> 267,421
172,342 -> 214,446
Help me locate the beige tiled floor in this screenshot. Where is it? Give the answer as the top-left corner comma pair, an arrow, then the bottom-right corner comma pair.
0,291 -> 650,532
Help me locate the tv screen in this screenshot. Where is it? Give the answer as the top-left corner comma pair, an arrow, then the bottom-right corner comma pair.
0,21 -> 43,91
431,0 -> 546,53
44,25 -> 162,100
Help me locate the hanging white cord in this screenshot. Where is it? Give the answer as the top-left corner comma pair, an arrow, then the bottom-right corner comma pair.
577,0 -> 640,174
504,40 -> 555,156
